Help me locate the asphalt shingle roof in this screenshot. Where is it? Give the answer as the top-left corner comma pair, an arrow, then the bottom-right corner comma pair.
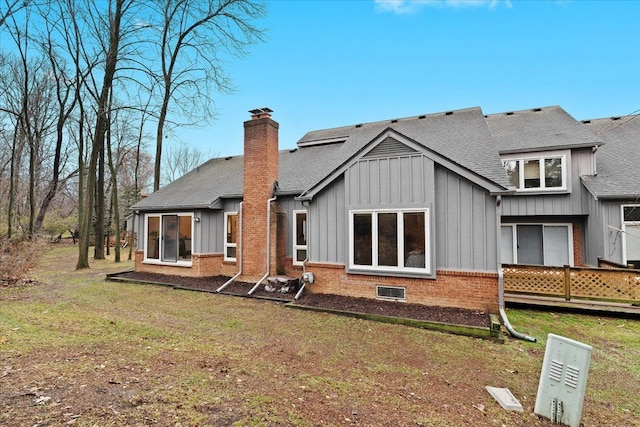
134,106 -> 637,211
485,106 -> 601,154
581,115 -> 640,199
135,107 -> 514,210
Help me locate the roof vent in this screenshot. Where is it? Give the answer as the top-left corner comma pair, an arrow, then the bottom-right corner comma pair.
506,112 -> 514,115
533,108 -> 542,112
611,116 -> 621,121
391,119 -> 398,123
355,124 -> 362,128
289,148 -> 297,153
445,111 -> 453,116
581,120 -> 591,124
224,156 -> 233,160
419,115 -> 426,119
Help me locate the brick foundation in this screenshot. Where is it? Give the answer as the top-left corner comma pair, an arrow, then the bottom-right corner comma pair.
294,262 -> 499,312
135,251 -> 239,277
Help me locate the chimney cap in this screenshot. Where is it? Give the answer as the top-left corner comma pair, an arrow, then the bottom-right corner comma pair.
249,107 -> 273,119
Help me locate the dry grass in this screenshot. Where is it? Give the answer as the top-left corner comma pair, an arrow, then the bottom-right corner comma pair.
1,244 -> 639,426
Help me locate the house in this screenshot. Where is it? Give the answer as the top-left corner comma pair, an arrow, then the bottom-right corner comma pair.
131,106 -> 640,313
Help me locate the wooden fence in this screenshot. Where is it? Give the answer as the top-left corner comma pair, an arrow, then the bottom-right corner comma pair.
503,264 -> 640,304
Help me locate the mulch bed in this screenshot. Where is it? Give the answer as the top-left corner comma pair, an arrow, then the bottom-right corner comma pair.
112,271 -> 490,328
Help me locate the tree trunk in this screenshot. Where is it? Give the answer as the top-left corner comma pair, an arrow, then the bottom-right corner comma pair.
77,0 -> 124,269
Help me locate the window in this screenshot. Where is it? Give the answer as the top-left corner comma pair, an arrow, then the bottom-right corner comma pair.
145,213 -> 192,264
350,209 -> 430,273
501,224 -> 572,266
622,205 -> 640,268
293,210 -> 307,266
224,212 -> 238,261
502,151 -> 568,192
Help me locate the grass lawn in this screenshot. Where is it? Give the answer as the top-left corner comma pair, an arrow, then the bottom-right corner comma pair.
1,244 -> 639,426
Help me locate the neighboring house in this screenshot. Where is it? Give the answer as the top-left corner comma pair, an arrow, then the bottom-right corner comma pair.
131,106 -> 640,312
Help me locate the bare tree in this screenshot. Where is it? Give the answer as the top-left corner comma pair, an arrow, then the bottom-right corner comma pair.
161,142 -> 215,185
150,0 -> 265,191
77,0 -> 129,268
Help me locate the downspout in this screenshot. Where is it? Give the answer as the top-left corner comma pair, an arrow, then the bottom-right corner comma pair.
249,195 -> 277,295
217,202 -> 243,292
496,195 -> 537,342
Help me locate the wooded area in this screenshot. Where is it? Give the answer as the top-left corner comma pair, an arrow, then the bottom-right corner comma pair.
0,0 -> 264,268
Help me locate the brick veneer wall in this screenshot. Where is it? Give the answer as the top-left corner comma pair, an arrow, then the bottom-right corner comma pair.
135,251 -> 238,277
295,262 -> 499,312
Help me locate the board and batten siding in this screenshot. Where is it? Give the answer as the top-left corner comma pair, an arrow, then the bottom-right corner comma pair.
309,177 -> 345,264
583,193 -> 626,266
434,166 -> 498,272
197,200 -> 242,254
347,155 -> 434,207
501,148 -> 594,216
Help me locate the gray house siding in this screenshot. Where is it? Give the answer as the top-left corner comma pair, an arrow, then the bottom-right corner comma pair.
501,149 -> 594,216
347,155 -> 434,207
308,153 -> 497,273
309,176 -> 346,264
435,166 -> 498,272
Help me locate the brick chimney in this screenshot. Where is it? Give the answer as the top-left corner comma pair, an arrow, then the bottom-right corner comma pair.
241,108 -> 279,280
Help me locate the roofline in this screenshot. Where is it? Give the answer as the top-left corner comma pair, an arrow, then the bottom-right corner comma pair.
299,127 -> 510,200
499,141 -> 602,155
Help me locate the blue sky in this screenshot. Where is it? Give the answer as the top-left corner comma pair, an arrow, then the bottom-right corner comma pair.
181,0 -> 640,157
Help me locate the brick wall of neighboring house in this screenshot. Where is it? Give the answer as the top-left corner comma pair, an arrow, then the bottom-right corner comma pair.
296,262 -> 499,312
573,222 -> 585,266
241,109 -> 279,282
134,251 -> 238,277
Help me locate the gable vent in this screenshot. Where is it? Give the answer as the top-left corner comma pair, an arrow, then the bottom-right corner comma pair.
364,136 -> 419,159
376,285 -> 406,301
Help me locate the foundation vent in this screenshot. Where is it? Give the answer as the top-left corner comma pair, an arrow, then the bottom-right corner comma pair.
376,285 -> 406,301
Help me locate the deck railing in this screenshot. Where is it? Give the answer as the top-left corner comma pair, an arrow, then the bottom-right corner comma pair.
503,264 -> 640,304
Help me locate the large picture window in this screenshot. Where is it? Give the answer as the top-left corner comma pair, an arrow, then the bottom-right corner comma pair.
350,209 -> 430,273
293,210 -> 307,266
501,223 -> 572,267
502,151 -> 568,192
144,213 -> 193,264
224,212 -> 238,261
622,205 -> 640,269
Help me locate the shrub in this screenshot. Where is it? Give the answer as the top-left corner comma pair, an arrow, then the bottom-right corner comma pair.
0,237 -> 48,286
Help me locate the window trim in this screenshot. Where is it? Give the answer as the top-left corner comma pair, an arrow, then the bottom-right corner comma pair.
621,204 -> 640,267
224,211 -> 238,262
501,223 -> 574,267
292,210 -> 308,266
143,212 -> 193,266
348,208 -> 431,274
501,150 -> 570,193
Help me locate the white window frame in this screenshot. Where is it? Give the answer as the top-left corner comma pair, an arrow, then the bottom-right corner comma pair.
501,150 -> 569,193
224,212 -> 238,262
501,223 -> 573,267
292,210 -> 308,266
349,208 -> 431,274
143,212 -> 193,266
621,204 -> 640,267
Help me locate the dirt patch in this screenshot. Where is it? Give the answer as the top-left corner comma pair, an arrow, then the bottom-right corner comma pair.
112,271 -> 489,328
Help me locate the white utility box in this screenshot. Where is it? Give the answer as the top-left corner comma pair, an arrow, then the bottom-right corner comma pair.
534,333 -> 592,427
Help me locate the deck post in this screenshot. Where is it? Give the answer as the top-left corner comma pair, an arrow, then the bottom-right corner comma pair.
564,265 -> 571,301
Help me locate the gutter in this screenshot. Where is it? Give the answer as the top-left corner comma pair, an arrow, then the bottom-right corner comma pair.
249,195 -> 278,295
217,202 -> 243,292
495,195 -> 537,342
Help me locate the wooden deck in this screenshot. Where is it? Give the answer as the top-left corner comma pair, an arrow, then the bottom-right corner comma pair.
505,292 -> 640,316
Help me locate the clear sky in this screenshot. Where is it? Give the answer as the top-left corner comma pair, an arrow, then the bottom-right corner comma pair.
180,0 -> 640,157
